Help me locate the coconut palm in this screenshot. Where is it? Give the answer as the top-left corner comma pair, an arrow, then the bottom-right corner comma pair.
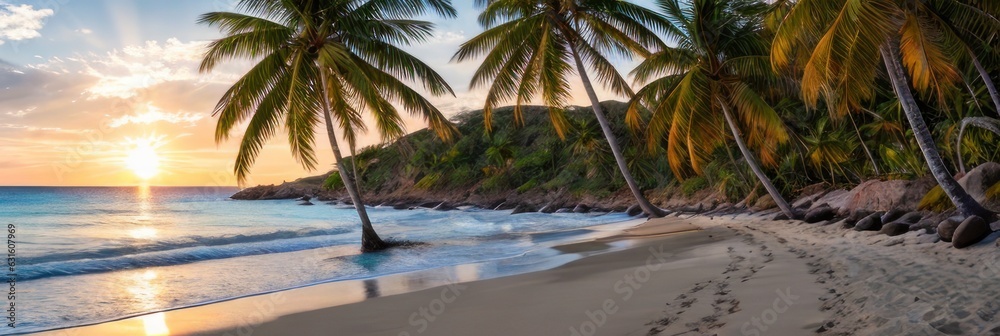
454,0 -> 670,217
199,0 -> 459,251
628,0 -> 797,218
772,0 -> 996,218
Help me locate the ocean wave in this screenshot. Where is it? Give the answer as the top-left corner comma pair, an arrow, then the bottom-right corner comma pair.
18,228 -> 354,267
20,229 -> 358,281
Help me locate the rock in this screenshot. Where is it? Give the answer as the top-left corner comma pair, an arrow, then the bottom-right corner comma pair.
893,212 -> 923,225
953,216 -> 992,249
573,204 -> 591,213
843,210 -> 875,228
842,179 -> 935,212
880,223 -> 911,236
957,162 -> 1000,212
792,198 -> 813,210
511,204 -> 537,214
937,218 -> 961,242
753,195 -> 777,211
555,208 -> 573,213
811,189 -> 850,212
433,202 -> 457,211
393,203 -> 410,210
298,200 -> 314,206
626,205 -> 644,217
804,205 -> 837,223
917,234 -> 941,244
855,212 -> 884,231
911,218 -> 938,233
538,203 -> 557,214
881,209 -> 907,224
298,195 -> 313,202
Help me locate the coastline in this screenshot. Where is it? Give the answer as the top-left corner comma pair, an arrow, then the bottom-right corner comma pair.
33,215 -> 833,336
32,208 -> 1000,335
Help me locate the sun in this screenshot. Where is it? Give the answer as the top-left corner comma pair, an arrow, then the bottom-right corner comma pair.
124,137 -> 162,180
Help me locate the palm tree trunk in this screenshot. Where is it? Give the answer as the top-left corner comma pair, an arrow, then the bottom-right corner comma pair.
848,112 -> 880,175
717,97 -> 796,219
318,68 -> 387,251
569,45 -> 665,218
970,52 -> 1000,118
880,42 -> 993,219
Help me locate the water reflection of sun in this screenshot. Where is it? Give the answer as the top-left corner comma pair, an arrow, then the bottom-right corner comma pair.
126,270 -> 170,335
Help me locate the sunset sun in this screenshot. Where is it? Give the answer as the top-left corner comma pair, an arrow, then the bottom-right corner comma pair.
124,137 -> 163,180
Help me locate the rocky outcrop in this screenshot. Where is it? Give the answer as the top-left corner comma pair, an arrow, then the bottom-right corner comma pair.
957,162 -> 1000,212
841,178 -> 935,213
232,184 -> 322,200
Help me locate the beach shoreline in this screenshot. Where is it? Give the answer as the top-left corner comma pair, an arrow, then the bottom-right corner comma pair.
33,208 -> 1000,336
33,214 -> 834,336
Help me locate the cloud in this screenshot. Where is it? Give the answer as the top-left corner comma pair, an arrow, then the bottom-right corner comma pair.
75,28 -> 91,35
109,104 -> 205,128
4,106 -> 34,117
426,30 -> 466,44
0,4 -> 54,45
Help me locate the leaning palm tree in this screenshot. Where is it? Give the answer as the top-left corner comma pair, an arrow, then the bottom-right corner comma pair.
772,0 -> 996,219
199,0 -> 459,251
628,0 -> 795,218
454,0 -> 669,217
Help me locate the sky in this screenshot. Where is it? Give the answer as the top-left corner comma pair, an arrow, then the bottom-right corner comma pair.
0,0 -> 655,187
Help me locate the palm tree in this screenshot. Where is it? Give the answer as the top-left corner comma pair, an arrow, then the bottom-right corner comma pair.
199,0 -> 459,251
454,0 -> 669,217
628,0 -> 797,218
772,0 -> 996,219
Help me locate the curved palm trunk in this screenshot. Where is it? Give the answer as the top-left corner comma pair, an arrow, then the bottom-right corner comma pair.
970,52 -> 1000,118
318,69 -> 387,251
848,113 -> 880,175
880,42 -> 994,219
569,45 -> 665,218
717,98 -> 796,219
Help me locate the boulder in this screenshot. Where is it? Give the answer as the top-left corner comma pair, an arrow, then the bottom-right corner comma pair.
843,210 -> 875,228
855,212 -> 884,231
911,218 -> 938,233
841,179 -> 935,212
879,223 -> 911,236
880,209 -> 907,224
433,202 -> 458,211
626,205 -> 644,217
555,208 -> 573,213
953,216 -> 992,249
297,195 -> 312,202
753,195 -> 777,211
937,218 -> 962,242
511,204 -> 537,214
573,204 -> 591,213
893,212 -> 923,225
810,189 -> 851,212
298,200 -> 314,206
804,205 -> 837,223
538,203 -> 558,214
957,162 -> 1000,212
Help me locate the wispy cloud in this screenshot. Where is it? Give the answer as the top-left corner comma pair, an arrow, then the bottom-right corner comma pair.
109,104 -> 205,128
4,106 -> 34,117
0,4 -> 54,45
75,28 -> 92,35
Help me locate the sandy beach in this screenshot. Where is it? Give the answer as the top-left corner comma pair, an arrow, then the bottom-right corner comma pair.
34,209 -> 1000,336
37,215 -> 835,336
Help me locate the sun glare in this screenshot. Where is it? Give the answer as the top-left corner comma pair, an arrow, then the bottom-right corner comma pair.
124,137 -> 163,180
